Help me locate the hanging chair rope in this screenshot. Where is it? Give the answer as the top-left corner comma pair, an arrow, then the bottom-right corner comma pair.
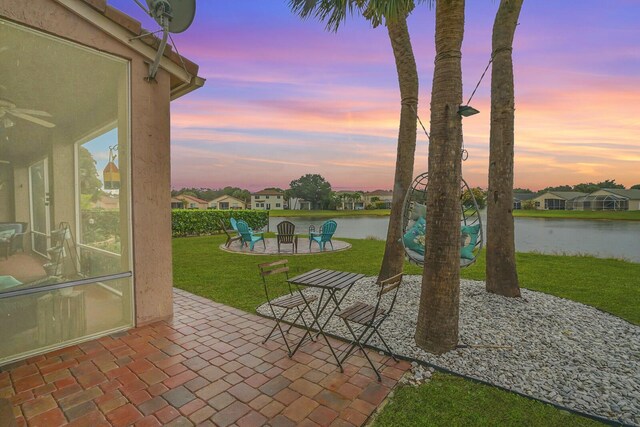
465,56 -> 493,107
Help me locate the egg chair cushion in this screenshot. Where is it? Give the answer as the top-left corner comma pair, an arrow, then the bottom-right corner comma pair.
403,216 -> 426,255
460,224 -> 481,260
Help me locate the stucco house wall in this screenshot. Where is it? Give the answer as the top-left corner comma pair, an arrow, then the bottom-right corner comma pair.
0,0 -> 202,326
209,195 -> 246,210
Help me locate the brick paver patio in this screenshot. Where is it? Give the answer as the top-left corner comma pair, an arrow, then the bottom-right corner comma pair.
1,289 -> 409,426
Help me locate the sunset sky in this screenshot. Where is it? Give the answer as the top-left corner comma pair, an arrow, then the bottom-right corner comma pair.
110,0 -> 640,192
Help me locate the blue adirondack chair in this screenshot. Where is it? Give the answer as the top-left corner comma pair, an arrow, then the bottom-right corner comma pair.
236,220 -> 265,251
309,220 -> 337,251
229,217 -> 245,246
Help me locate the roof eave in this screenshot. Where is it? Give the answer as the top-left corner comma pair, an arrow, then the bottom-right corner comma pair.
171,75 -> 206,100
56,0 -> 204,95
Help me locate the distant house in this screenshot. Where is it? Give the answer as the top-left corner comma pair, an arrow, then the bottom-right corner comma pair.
567,188 -> 640,211
175,194 -> 209,210
251,189 -> 284,210
335,191 -> 366,210
209,195 -> 246,210
171,198 -> 185,209
531,191 -> 587,210
365,190 -> 393,209
289,197 -> 312,210
513,192 -> 536,210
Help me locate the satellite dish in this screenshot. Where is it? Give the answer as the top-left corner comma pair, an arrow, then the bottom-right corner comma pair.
145,0 -> 196,34
143,0 -> 196,80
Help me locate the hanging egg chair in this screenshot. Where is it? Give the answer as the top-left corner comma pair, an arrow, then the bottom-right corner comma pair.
401,172 -> 483,268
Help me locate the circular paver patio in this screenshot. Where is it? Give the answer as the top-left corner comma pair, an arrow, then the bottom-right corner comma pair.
220,237 -> 351,255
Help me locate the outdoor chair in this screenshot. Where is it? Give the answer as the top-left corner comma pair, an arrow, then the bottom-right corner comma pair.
218,218 -> 242,248
229,217 -> 247,247
236,219 -> 265,251
258,260 -> 317,356
276,220 -> 298,253
337,272 -> 403,381
309,220 -> 337,251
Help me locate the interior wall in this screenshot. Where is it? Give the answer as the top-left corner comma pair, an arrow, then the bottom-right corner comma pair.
51,141 -> 75,232
0,163 -> 14,221
13,167 -> 30,230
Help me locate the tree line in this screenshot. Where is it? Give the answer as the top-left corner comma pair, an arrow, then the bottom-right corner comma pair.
516,179 -> 640,194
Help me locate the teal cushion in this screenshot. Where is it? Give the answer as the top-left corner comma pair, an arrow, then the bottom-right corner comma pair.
403,217 -> 426,255
0,275 -> 22,291
0,229 -> 15,241
460,224 -> 481,260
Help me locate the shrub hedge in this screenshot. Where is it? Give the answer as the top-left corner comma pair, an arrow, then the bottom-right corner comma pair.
171,209 -> 269,237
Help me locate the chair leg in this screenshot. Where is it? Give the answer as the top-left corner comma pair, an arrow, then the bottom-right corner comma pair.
289,305 -> 315,341
329,241 -> 334,251
264,307 -> 293,353
341,320 -> 381,381
374,329 -> 399,362
262,239 -> 266,249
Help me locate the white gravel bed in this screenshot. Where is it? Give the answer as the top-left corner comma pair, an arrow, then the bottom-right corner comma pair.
256,276 -> 640,425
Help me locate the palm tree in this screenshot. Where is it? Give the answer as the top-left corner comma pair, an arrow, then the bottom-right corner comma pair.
376,11 -> 419,283
486,0 -> 523,297
352,191 -> 364,209
289,0 -> 419,283
415,0 -> 466,354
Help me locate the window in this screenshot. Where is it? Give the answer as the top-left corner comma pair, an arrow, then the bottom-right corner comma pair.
265,195 -> 270,199
0,20 -> 133,364
277,195 -> 281,199
544,199 -> 565,210
276,203 -> 281,208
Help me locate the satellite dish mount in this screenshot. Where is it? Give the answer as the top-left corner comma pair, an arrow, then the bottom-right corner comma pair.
143,0 -> 196,81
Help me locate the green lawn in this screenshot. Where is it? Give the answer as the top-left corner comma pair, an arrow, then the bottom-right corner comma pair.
374,373 -> 601,427
173,234 -> 639,324
268,209 -> 391,217
172,235 -> 639,426
513,210 -> 640,221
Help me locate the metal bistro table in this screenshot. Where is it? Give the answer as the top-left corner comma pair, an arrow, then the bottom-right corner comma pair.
288,268 -> 365,372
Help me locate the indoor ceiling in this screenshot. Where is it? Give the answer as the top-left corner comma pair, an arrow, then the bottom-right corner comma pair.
0,19 -> 127,165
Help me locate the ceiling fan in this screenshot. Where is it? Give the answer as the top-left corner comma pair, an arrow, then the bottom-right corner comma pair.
0,98 -> 55,129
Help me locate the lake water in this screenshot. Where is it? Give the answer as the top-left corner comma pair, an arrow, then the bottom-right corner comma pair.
269,214 -> 640,263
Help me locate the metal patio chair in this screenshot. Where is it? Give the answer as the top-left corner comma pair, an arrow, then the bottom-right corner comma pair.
336,272 -> 403,381
276,220 -> 298,253
258,260 -> 317,356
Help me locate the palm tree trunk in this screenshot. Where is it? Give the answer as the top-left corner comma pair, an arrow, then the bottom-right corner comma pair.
486,0 -> 523,298
377,15 -> 419,283
415,0 -> 465,354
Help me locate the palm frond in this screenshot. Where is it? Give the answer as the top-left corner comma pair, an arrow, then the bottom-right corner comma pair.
289,0 -> 357,32
288,0 -> 429,31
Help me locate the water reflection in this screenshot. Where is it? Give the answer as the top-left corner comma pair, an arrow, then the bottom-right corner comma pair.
269,214 -> 640,263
